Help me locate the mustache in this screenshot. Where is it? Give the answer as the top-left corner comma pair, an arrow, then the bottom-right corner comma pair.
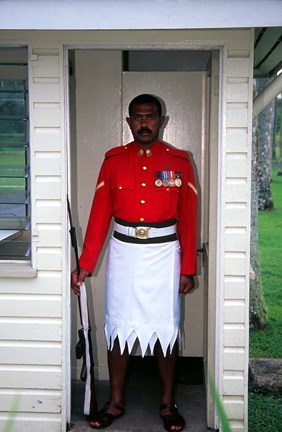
137,128 -> 152,134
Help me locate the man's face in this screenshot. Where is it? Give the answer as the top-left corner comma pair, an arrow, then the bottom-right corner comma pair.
126,102 -> 165,147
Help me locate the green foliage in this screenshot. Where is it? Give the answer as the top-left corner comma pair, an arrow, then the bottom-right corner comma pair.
3,394 -> 20,432
249,166 -> 282,431
209,375 -> 233,432
249,392 -> 282,432
249,167 -> 282,358
0,148 -> 26,190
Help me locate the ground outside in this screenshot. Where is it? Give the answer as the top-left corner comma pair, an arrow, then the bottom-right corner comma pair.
70,357 -> 209,432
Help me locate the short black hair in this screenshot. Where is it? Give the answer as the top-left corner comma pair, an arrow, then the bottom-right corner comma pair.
128,94 -> 162,117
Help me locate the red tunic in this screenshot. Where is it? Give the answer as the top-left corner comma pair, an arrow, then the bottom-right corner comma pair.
79,140 -> 198,275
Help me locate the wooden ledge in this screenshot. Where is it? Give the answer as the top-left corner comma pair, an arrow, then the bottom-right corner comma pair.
0,262 -> 37,278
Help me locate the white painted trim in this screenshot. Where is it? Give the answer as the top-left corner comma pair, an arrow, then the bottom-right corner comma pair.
28,42 -> 38,272
63,39 -> 223,427
244,30 -> 255,428
0,41 -> 38,274
0,262 -> 37,277
0,0 -> 281,30
214,45 -> 226,430
63,46 -> 72,427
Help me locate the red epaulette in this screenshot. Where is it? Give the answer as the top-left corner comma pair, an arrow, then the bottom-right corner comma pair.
105,145 -> 128,159
163,144 -> 189,160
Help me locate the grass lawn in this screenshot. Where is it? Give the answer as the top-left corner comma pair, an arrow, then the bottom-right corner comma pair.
249,167 -> 282,432
249,167 -> 282,358
249,392 -> 282,432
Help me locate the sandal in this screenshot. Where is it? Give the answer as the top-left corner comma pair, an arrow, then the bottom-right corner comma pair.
89,401 -> 125,429
160,403 -> 185,432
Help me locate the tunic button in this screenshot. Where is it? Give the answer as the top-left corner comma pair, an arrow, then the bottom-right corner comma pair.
140,218 -> 145,222
142,166 -> 147,170
141,183 -> 146,187
140,200 -> 145,204
118,186 -> 122,189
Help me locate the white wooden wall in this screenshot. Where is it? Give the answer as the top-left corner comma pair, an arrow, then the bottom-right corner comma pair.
0,36 -> 67,432
0,29 -> 253,432
221,45 -> 253,430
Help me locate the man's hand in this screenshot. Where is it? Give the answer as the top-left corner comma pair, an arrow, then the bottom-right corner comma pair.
71,267 -> 90,296
179,274 -> 195,295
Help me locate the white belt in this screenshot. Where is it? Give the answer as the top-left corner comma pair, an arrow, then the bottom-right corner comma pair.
114,221 -> 176,239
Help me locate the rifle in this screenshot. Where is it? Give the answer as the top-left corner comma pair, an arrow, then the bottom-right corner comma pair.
67,196 -> 97,417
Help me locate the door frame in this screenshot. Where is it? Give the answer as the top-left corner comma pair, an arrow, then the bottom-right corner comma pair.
64,42 -> 224,429
203,50 -> 221,429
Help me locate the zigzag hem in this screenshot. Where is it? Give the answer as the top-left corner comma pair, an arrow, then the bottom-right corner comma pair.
104,326 -> 180,357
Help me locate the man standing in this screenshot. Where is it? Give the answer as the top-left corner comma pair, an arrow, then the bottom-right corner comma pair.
71,94 -> 198,431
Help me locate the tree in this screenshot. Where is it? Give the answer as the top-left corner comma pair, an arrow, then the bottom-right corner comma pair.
278,97 -> 282,176
250,76 -> 282,328
249,118 -> 268,329
257,78 -> 275,210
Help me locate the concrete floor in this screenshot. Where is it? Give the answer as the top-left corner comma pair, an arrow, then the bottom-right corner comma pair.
69,358 -> 210,432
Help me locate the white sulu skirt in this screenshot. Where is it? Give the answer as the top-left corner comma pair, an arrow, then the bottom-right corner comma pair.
104,235 -> 181,357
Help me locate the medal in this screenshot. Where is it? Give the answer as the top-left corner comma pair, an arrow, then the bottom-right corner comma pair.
162,171 -> 169,186
175,172 -> 182,187
169,170 -> 175,187
155,171 -> 163,187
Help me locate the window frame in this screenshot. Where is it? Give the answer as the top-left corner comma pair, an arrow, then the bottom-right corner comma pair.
0,46 -> 34,270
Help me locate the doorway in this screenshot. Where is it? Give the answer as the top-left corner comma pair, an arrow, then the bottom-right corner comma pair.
68,48 -> 219,429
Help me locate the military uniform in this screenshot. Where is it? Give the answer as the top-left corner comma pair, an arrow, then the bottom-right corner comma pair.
79,140 -> 198,356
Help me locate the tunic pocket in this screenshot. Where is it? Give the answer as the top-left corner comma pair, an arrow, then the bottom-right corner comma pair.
111,181 -> 133,212
153,186 -> 180,213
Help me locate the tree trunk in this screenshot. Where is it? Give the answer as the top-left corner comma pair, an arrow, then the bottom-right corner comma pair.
249,119 -> 268,329
278,109 -> 282,176
257,78 -> 275,210
272,98 -> 277,160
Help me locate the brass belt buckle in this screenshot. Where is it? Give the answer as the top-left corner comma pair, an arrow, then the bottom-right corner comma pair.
135,227 -> 150,239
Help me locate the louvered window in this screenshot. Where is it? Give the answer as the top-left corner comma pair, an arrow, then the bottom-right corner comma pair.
0,47 -> 30,261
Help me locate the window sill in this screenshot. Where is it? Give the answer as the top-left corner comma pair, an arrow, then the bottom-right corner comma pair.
0,262 -> 37,278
